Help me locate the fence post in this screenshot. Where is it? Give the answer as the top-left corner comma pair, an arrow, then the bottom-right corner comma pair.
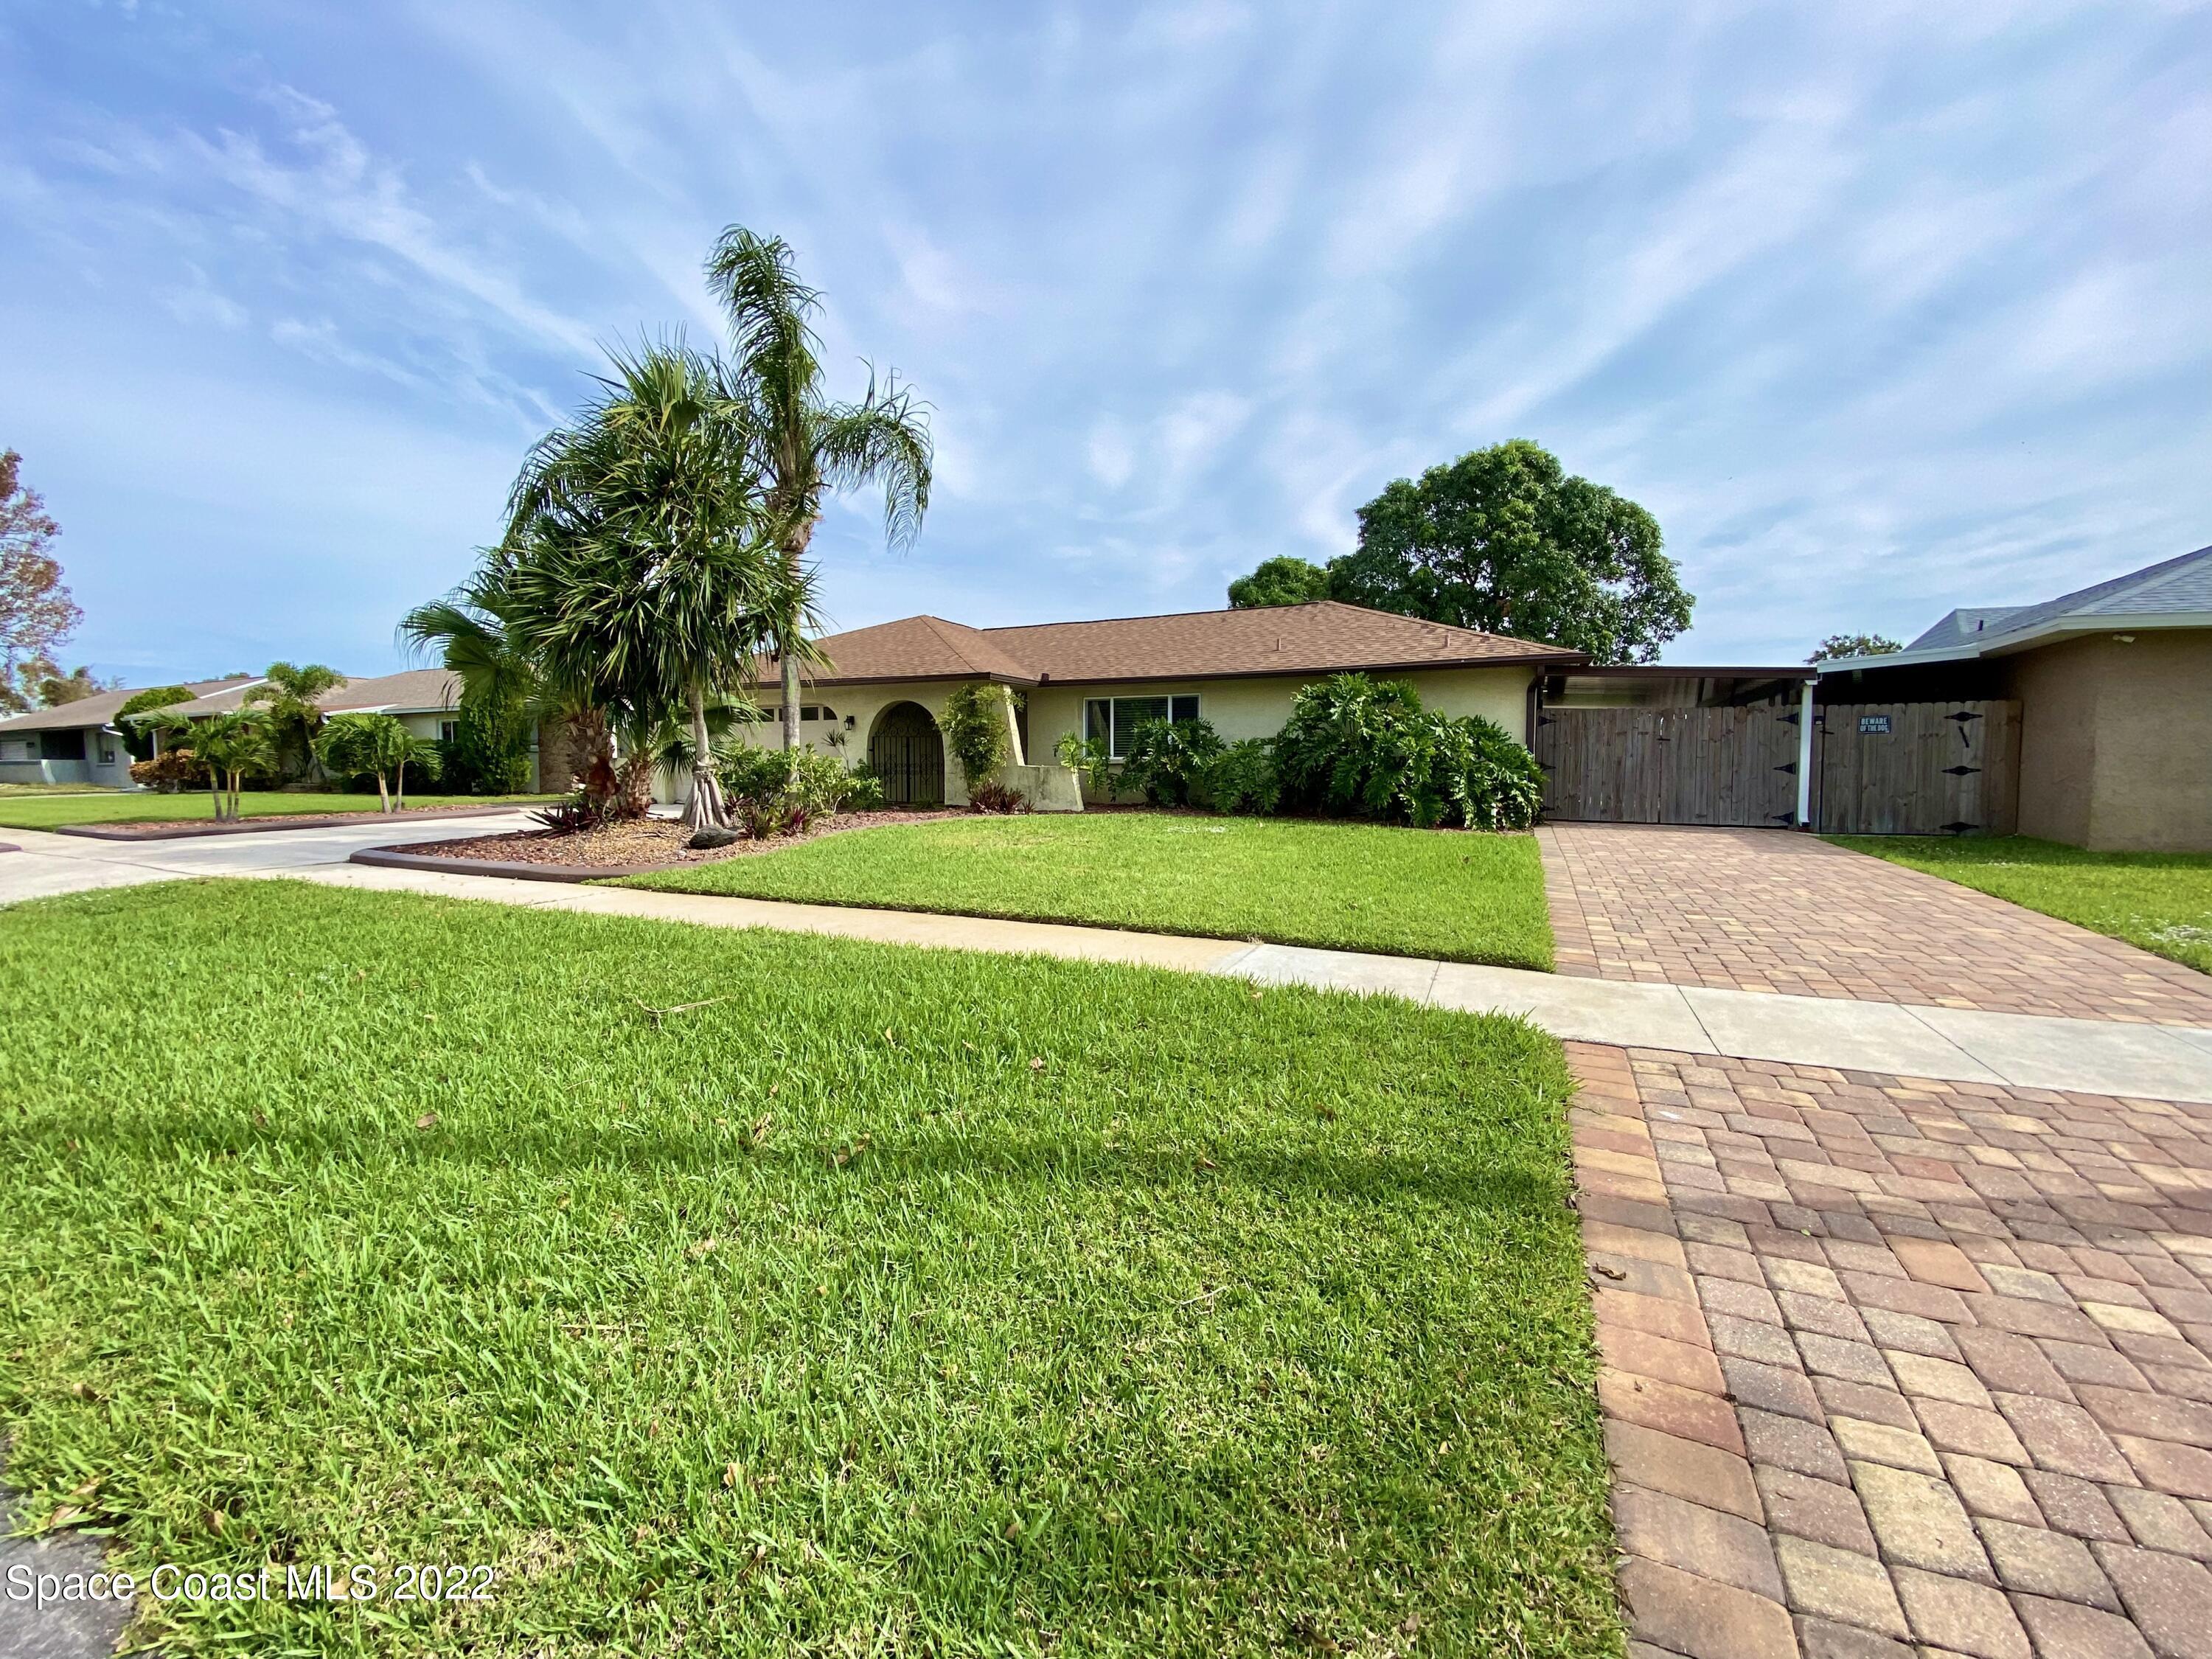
1795,679 -> 1816,829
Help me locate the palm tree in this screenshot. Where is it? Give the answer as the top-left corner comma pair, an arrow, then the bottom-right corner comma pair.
245,661 -> 344,780
704,226 -> 933,750
147,707 -> 274,821
399,560 -> 604,796
499,342 -> 787,829
314,712 -> 440,811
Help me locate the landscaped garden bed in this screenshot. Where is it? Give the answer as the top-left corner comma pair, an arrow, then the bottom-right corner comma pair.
397,807 -> 952,871
622,811 -> 1557,970
0,879 -> 1615,1655
1829,833 -> 2212,975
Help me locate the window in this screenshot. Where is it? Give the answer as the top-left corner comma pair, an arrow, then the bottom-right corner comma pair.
99,745 -> 116,765
1083,694 -> 1200,759
800,705 -> 836,723
439,720 -> 459,745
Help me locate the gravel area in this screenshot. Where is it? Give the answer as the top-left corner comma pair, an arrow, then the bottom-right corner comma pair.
408,808 -> 956,869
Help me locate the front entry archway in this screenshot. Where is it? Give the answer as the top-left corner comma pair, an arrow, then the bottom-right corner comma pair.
867,702 -> 945,806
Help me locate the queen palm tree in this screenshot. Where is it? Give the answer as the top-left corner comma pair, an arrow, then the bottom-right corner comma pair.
147,707 -> 274,821
704,226 -> 933,751
499,341 -> 787,829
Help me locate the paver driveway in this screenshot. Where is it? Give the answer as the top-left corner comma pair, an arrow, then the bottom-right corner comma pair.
1573,1041 -> 2212,1659
1540,824 -> 2212,1026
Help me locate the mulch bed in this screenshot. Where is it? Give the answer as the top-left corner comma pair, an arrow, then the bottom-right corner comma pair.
401,808 -> 956,871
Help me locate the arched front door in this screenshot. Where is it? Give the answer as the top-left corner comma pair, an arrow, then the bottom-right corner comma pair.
867,702 -> 945,806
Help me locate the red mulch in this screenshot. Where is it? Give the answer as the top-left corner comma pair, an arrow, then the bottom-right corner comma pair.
408,808 -> 958,869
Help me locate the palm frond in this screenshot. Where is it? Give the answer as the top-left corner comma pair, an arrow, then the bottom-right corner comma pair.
815,369 -> 933,552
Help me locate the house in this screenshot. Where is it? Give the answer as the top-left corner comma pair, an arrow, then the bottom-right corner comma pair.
1816,544 -> 2212,851
734,600 -> 1583,809
0,676 -> 256,787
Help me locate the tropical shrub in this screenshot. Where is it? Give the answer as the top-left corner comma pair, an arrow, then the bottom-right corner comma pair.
130,747 -> 206,792
1116,716 -> 1223,807
144,709 -> 276,821
966,779 -> 1031,814
448,687 -> 534,794
939,682 -> 1012,786
843,762 -> 886,812
1273,672 -> 1543,830
719,747 -> 865,819
533,787 -> 615,834
1192,739 -> 1280,816
1054,730 -> 1113,800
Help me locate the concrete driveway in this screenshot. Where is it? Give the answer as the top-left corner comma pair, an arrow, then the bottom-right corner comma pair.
0,810 -> 545,906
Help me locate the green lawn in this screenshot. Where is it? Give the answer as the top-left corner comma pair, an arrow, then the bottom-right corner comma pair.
0,790 -> 553,831
0,880 -> 1612,1656
0,781 -> 124,796
1829,835 -> 2212,975
624,813 -> 1556,970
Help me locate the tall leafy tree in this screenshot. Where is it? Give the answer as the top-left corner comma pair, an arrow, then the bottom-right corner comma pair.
1227,556 -> 1332,609
499,343 -> 787,829
704,227 -> 932,751
1326,439 -> 1691,664
0,451 -> 80,713
401,563 -> 588,794
1806,633 -> 1903,663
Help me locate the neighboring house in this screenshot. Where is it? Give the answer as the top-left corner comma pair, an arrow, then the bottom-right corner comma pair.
1818,544 -> 2212,851
734,601 -> 1583,809
147,669 -> 570,792
0,676 -> 257,787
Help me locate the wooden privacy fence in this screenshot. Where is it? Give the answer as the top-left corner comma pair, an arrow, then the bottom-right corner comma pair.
1535,700 -> 2020,834
1534,706 -> 1804,827
1816,701 -> 2018,835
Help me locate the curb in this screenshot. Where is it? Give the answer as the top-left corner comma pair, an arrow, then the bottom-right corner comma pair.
55,805 -> 533,842
349,846 -> 686,882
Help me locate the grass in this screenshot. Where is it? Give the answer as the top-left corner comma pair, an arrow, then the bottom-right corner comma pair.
0,781 -> 124,796
0,790 -> 554,831
623,813 -> 1557,970
1829,835 -> 2212,975
0,880 -> 1613,1657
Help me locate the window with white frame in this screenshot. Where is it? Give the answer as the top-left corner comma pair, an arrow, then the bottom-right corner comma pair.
1083,694 -> 1200,759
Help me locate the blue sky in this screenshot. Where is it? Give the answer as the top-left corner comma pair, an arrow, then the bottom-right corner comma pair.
4,1 -> 2209,683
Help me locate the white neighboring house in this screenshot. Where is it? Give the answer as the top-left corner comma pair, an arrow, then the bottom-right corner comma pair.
0,676 -> 257,787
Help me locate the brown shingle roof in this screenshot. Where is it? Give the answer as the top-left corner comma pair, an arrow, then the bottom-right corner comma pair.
151,668 -> 465,721
782,601 -> 1580,688
0,676 -> 256,734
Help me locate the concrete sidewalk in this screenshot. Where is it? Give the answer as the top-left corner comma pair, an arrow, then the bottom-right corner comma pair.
255,860 -> 2212,1105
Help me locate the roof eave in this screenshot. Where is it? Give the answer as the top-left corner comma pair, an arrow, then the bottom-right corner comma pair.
1818,609 -> 2212,673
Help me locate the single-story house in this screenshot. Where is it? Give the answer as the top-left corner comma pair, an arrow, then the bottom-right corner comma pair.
0,676 -> 255,787
1818,544 -> 2211,851
734,600 -> 1584,809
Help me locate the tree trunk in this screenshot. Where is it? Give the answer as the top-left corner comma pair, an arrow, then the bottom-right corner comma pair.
375,771 -> 391,813
209,771 -> 226,822
776,521 -> 815,751
682,681 -> 727,830
395,759 -> 407,812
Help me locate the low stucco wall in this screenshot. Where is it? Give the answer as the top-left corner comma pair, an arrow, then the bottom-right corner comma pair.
2008,632 -> 2212,852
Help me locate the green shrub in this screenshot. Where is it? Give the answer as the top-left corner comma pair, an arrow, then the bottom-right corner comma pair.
718,746 -> 872,830
1116,716 -> 1223,807
1192,739 -> 1280,816
844,762 -> 886,812
940,683 -> 1012,785
1054,731 -> 1113,800
448,689 -> 533,795
1273,673 -> 1543,830
114,686 -> 194,762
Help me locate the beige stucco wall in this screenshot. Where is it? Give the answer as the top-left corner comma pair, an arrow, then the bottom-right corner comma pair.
731,664 -> 1537,810
2007,631 -> 2212,852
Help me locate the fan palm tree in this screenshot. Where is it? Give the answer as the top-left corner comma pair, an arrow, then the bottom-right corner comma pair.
499,341 -> 787,829
704,226 -> 933,750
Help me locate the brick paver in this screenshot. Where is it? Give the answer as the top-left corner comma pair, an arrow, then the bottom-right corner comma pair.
1569,1040 -> 2212,1659
1540,824 -> 2212,1025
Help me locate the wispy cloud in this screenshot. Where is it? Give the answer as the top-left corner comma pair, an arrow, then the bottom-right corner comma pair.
2,0 -> 2208,680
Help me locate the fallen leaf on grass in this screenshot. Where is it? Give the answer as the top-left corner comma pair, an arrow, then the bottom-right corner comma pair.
1029,1057 -> 1046,1072
415,1113 -> 439,1130
687,1238 -> 717,1259
636,995 -> 731,1029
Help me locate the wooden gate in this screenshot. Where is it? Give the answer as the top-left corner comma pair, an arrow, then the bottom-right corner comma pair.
867,702 -> 944,806
1536,706 -> 1804,827
1816,702 -> 2018,835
